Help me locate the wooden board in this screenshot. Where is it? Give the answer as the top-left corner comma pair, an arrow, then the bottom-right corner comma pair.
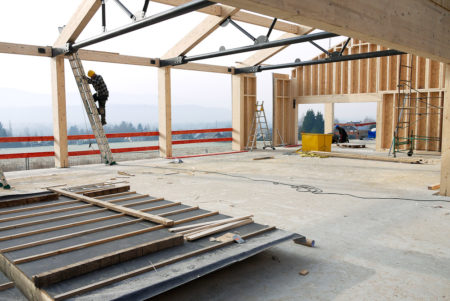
311,151 -> 429,164
0,193 -> 58,209
49,188 -> 174,226
32,235 -> 184,288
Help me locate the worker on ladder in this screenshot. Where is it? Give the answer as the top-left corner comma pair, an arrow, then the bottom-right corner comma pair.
84,70 -> 109,125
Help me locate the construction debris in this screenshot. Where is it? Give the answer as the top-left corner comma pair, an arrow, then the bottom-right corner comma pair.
428,184 -> 440,190
295,150 -> 328,158
118,171 -> 135,177
253,156 -> 275,160
338,143 -> 366,148
299,269 -> 309,276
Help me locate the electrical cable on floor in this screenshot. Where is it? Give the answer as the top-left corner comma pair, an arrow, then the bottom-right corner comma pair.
119,164 -> 450,203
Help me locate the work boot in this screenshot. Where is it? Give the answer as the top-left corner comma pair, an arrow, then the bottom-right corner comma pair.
101,115 -> 107,125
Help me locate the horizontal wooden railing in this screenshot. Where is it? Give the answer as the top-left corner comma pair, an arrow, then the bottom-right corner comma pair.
0,128 -> 232,159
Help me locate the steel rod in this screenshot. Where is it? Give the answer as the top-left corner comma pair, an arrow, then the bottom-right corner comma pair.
234,49 -> 405,74
309,41 -> 330,56
101,0 -> 106,32
339,37 -> 351,56
160,31 -> 338,66
113,0 -> 136,20
142,0 -> 151,17
228,18 -> 256,42
266,18 -> 277,39
71,0 -> 214,51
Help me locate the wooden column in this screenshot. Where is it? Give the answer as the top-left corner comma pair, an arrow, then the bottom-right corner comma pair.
324,103 -> 334,134
375,100 -> 384,152
232,75 -> 245,151
440,63 -> 450,196
51,56 -> 69,168
158,67 -> 172,158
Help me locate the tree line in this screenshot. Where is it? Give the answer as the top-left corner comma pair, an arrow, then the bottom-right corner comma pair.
0,121 -> 231,148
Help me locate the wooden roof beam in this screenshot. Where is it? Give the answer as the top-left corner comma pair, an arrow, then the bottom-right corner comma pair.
152,0 -> 307,34
162,5 -> 240,59
239,24 -> 314,67
213,0 -> 450,63
54,0 -> 101,47
0,41 -> 232,74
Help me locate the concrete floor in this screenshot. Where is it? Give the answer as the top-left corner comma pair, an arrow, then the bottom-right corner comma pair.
1,145 -> 449,300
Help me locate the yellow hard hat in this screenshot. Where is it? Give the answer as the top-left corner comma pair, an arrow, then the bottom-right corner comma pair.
87,70 -> 95,77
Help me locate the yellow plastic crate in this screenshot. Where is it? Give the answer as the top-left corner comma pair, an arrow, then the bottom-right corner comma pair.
301,133 -> 333,152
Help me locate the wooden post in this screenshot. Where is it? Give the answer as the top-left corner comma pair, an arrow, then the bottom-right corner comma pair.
440,64 -> 450,196
376,100 -> 384,152
51,56 -> 69,168
324,103 -> 334,134
232,74 -> 245,151
158,67 -> 172,158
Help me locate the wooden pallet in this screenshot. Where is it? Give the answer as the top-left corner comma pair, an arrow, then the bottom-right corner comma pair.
0,184 -> 302,300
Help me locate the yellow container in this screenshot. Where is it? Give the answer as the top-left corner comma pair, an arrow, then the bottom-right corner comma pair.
301,133 -> 333,152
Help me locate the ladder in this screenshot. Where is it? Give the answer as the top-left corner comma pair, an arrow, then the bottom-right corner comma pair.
246,101 -> 275,151
68,52 -> 115,165
0,167 -> 10,189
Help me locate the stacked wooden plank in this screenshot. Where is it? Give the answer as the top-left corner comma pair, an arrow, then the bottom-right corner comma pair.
169,215 -> 254,241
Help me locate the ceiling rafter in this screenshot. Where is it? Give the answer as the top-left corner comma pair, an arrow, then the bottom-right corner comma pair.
162,5 -> 240,59
152,0 -> 308,34
54,0 -> 101,47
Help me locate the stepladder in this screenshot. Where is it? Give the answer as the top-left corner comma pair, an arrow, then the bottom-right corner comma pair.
68,52 -> 115,165
246,101 -> 275,151
0,167 -> 10,189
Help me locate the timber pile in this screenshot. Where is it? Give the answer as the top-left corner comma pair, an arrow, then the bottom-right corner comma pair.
0,183 -> 303,300
311,151 -> 429,164
169,215 -> 254,241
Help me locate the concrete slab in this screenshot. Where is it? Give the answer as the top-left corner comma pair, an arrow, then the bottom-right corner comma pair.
1,146 -> 449,300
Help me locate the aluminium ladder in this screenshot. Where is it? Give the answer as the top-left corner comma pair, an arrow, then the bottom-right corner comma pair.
68,52 -> 115,165
246,101 -> 275,151
0,167 -> 10,189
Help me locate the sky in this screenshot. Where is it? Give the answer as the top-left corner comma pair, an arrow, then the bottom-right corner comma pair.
0,0 -> 376,133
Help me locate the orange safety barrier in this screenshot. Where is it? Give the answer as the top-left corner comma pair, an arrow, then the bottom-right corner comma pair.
0,128 -> 232,159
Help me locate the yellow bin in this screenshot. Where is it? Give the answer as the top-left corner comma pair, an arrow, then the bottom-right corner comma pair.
301,133 -> 333,152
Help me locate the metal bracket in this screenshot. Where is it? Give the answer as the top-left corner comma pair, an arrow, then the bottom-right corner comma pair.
328,51 -> 341,58
254,35 -> 268,45
51,43 -> 71,57
149,58 -> 160,67
160,56 -> 186,67
234,65 -> 260,74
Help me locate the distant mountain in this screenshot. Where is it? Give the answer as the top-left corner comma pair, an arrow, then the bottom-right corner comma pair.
0,88 -> 231,134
